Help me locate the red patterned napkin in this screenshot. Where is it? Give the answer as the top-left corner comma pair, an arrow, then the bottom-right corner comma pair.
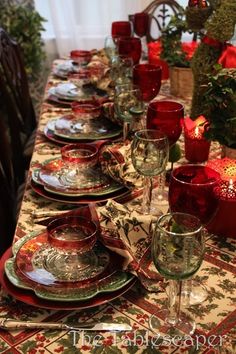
96,200 -> 163,291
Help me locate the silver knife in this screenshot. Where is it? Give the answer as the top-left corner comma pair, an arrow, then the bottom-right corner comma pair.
0,318 -> 132,332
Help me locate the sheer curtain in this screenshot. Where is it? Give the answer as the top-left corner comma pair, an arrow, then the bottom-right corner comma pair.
35,0 -> 189,58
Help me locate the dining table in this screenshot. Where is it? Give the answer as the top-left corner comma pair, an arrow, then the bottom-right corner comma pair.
0,51 -> 235,354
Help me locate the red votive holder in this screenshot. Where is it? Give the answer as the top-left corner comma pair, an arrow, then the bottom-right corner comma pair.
184,116 -> 211,163
207,158 -> 236,239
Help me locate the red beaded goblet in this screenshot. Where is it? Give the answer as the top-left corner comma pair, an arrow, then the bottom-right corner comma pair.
133,12 -> 149,37
118,37 -> 142,65
147,100 -> 184,147
133,64 -> 162,104
111,21 -> 131,38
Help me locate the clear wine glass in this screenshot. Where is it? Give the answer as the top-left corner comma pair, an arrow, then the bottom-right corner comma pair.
149,212 -> 205,335
110,55 -> 133,85
104,35 -> 120,63
168,164 -> 220,306
131,129 -> 169,216
114,84 -> 144,140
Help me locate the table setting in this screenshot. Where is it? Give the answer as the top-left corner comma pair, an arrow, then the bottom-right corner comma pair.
0,17 -> 236,354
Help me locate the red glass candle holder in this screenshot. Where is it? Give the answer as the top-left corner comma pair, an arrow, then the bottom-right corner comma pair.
111,21 -> 131,38
207,158 -> 236,238
184,116 -> 211,163
118,37 -> 142,65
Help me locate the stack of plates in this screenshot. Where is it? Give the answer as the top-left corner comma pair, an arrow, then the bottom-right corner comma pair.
31,158 -> 129,204
0,229 -> 135,310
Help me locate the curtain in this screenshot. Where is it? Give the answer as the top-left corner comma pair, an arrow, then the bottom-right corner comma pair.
36,0 -> 151,57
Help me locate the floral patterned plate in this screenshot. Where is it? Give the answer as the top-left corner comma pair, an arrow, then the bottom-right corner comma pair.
32,159 -> 124,197
52,115 -> 122,141
4,231 -> 135,302
1,248 -> 136,310
31,178 -> 131,205
47,83 -> 109,105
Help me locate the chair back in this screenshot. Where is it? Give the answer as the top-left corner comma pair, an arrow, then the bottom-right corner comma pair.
0,112 -> 17,255
129,0 -> 183,43
0,28 -> 36,184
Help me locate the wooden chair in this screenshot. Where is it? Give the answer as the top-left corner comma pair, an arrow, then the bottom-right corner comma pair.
0,27 -> 37,186
129,0 -> 183,43
0,112 -> 17,255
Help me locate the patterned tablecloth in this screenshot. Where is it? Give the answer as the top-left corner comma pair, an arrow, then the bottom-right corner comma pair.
0,59 -> 235,354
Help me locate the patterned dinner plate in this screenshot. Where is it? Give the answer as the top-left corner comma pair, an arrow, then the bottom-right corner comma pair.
1,248 -> 136,310
53,61 -> 78,79
32,159 -> 124,197
31,178 -> 131,205
53,115 -> 122,140
47,83 -> 109,105
4,231 -> 135,302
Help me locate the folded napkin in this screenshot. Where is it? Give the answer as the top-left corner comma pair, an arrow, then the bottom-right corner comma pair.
99,141 -> 143,188
96,200 -> 163,292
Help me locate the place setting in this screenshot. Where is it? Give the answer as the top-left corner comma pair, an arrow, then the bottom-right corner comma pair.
44,99 -> 122,145
30,142 -> 131,204
0,206 -> 136,310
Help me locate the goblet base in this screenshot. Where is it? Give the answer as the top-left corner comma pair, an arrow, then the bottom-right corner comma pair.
149,308 -> 196,336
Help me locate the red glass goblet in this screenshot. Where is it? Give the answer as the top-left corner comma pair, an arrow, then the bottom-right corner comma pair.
168,164 -> 220,225
118,37 -> 142,65
133,63 -> 162,103
133,12 -> 149,38
111,21 -> 131,38
147,100 -> 184,147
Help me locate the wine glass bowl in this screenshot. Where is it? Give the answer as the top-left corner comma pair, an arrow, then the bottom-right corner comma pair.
70,50 -> 92,66
150,212 -> 204,335
168,164 -> 221,225
118,37 -> 142,65
133,64 -> 162,103
68,70 -> 91,97
46,216 -> 98,282
71,100 -> 102,119
61,143 -> 98,187
131,129 -> 169,215
147,100 -> 184,147
133,12 -> 149,38
111,21 -> 131,38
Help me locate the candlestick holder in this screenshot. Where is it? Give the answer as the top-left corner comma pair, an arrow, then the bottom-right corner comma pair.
184,116 -> 211,163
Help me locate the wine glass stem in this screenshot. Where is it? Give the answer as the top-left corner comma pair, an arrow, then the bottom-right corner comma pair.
142,176 -> 153,213
123,121 -> 130,141
167,280 -> 183,326
156,170 -> 166,198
